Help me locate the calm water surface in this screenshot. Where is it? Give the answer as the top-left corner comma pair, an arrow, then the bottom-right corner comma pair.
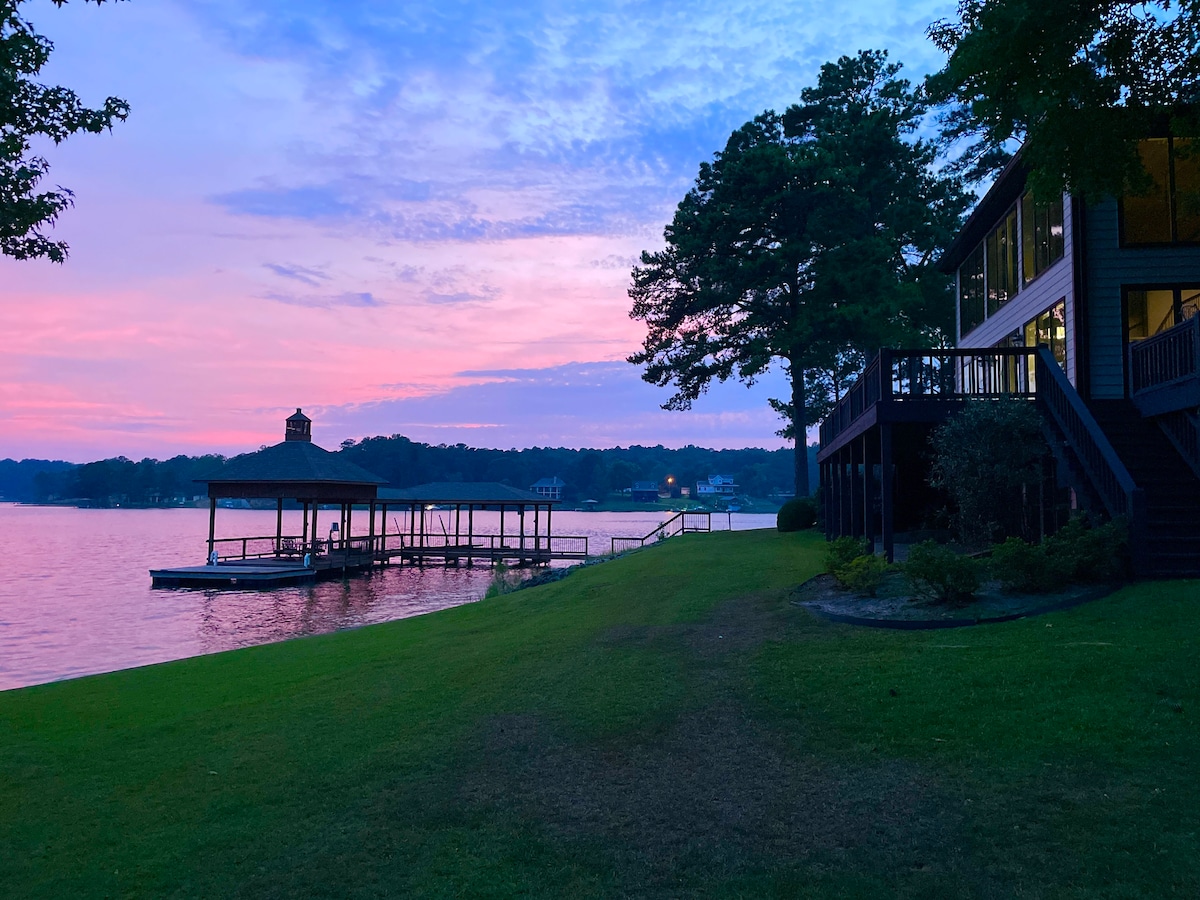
0,504 -> 773,691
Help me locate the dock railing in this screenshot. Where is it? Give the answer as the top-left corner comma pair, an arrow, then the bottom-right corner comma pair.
393,533 -> 590,560
610,510 -> 712,555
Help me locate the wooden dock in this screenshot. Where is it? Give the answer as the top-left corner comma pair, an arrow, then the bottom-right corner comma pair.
150,511 -> 714,589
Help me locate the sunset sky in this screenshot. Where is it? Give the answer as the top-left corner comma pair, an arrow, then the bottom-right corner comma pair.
2,0 -> 956,462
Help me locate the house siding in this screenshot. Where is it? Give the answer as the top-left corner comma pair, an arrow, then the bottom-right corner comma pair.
1084,199 -> 1200,398
957,193 -> 1079,386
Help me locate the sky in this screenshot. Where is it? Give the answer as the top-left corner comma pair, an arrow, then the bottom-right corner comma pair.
1,0 -> 956,462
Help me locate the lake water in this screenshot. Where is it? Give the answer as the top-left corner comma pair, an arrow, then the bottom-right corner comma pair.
0,504 -> 774,691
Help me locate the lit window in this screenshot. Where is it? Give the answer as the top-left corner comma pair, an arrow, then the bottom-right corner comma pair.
1021,192 -> 1065,283
958,243 -> 985,335
986,208 -> 1019,315
1024,300 -> 1067,369
1122,138 -> 1200,245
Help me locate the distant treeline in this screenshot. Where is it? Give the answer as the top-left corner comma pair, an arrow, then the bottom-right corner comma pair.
1,435 -> 820,506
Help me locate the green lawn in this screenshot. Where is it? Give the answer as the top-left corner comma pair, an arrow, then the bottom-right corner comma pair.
2,530 -> 1198,897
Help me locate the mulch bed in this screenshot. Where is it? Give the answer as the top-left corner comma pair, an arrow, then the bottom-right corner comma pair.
792,571 -> 1117,629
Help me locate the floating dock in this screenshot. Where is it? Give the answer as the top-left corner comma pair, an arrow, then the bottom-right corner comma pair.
150,559 -> 317,588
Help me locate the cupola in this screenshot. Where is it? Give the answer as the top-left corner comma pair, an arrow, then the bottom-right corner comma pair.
284,408 -> 312,442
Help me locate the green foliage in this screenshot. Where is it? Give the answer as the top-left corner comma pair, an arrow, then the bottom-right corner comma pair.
1044,516 -> 1129,584
629,50 -> 969,496
776,497 -> 816,532
824,536 -> 867,575
903,540 -> 981,604
837,553 -> 890,596
2,0 -> 130,262
990,518 -> 1129,594
926,0 -> 1200,196
989,537 -> 1062,594
483,562 -> 523,599
930,398 -> 1048,547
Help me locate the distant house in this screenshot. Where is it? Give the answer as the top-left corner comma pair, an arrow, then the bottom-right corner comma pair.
630,481 -> 659,503
530,476 -> 565,501
695,475 -> 737,499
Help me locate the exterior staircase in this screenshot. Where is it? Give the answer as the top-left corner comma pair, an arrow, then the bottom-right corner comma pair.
1089,400 -> 1200,579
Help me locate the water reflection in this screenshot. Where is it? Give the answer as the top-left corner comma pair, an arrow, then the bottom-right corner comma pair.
0,504 -> 774,690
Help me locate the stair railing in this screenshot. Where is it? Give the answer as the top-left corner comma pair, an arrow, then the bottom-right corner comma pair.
1129,314 -> 1200,394
1033,347 -> 1147,573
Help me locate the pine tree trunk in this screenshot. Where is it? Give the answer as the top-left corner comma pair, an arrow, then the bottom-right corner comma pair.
791,368 -> 810,498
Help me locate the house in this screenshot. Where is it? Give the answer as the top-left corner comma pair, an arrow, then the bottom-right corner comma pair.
631,481 -> 660,503
529,476 -> 565,501
817,141 -> 1200,578
694,475 -> 737,499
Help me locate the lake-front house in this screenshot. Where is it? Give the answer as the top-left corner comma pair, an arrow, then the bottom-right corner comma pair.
694,475 -> 738,499
631,481 -> 660,503
530,476 -> 565,501
818,140 -> 1200,578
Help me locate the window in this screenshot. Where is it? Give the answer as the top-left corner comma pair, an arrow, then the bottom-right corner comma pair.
1024,300 -> 1067,369
1021,192 -> 1065,283
986,208 -> 1019,315
1121,138 -> 1200,245
958,243 -> 985,335
1126,285 -> 1200,342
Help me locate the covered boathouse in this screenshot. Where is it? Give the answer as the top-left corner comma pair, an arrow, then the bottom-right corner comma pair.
819,146 -> 1200,579
150,409 -> 389,587
150,410 -> 579,587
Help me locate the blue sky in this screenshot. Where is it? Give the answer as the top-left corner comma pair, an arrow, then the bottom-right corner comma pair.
1,0 -> 957,460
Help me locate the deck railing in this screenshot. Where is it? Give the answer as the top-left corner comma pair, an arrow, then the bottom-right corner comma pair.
1130,315 -> 1200,394
610,510 -> 712,555
819,347 -> 1036,447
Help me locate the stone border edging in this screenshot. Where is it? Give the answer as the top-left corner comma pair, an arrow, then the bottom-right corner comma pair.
792,581 -> 1119,630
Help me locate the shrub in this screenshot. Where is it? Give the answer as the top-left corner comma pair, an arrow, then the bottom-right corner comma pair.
777,497 -> 817,532
824,536 -> 867,574
1045,516 -> 1129,583
838,554 -> 889,596
903,540 -> 980,604
989,537 -> 1063,593
929,398 -> 1049,547
483,563 -> 523,599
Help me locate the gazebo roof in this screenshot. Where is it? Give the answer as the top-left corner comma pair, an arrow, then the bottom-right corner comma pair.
378,482 -> 558,505
196,409 -> 386,500
203,440 -> 387,486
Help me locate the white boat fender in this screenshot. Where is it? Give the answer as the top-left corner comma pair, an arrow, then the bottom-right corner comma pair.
303,552 -> 312,567
208,550 -> 219,566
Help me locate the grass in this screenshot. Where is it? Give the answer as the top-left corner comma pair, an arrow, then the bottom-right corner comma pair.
1,530 -> 1198,897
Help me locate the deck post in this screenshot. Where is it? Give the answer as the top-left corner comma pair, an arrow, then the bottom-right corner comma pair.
519,505 -> 527,565
311,503 -> 319,555
208,497 -> 217,562
275,498 -> 284,556
850,439 -> 863,539
379,503 -> 387,564
880,424 -> 894,563
467,504 -> 474,566
368,502 -> 376,563
455,504 -> 462,559
547,504 -> 553,555
498,504 -> 505,564
346,503 -> 353,548
534,504 -> 541,558
302,501 -> 310,555
862,433 -> 874,553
